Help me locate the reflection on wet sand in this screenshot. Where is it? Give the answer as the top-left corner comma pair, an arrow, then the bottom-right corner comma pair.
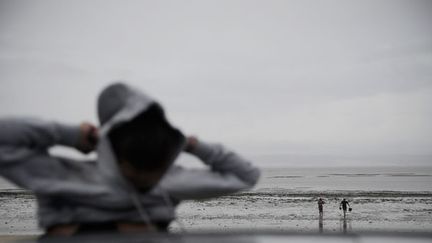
339,217 -> 352,234
318,214 -> 323,233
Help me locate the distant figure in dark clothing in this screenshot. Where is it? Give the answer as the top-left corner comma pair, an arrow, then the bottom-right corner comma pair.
339,199 -> 351,218
317,198 -> 325,216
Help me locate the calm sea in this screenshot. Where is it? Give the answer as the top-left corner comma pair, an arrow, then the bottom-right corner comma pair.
1,166 -> 432,192
256,166 -> 432,192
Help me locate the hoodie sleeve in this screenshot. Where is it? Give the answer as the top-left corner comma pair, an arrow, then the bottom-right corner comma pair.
160,140 -> 260,200
0,118 -> 80,150
0,118 -> 81,187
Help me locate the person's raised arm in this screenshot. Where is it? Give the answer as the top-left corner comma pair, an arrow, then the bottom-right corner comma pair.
0,118 -> 97,153
160,136 -> 260,200
0,118 -> 98,191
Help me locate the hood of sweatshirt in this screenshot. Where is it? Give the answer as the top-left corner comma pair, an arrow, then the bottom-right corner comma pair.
95,82 -> 185,195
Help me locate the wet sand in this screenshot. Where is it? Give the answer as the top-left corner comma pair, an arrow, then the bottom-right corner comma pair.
1,189 -> 432,235
0,190 -> 40,235
172,190 -> 432,233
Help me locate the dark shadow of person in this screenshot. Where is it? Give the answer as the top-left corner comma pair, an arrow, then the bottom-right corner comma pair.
339,217 -> 353,234
318,214 -> 323,233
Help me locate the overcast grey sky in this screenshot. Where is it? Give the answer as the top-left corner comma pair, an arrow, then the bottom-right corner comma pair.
1,0 -> 431,166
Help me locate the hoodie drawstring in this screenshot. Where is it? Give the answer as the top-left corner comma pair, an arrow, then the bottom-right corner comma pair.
130,192 -> 152,226
130,189 -> 186,233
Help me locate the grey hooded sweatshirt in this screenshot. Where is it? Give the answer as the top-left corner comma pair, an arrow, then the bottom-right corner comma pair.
0,83 -> 260,230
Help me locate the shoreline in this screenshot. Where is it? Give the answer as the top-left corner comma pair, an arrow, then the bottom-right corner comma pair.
3,188 -> 432,196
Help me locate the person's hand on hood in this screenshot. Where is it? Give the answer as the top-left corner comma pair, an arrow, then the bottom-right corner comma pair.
184,136 -> 198,153
77,122 -> 98,154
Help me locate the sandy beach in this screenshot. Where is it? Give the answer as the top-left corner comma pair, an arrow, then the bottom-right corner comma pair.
174,190 -> 432,233
2,190 -> 432,235
1,167 -> 432,236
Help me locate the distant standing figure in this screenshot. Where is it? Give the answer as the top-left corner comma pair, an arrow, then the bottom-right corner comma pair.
339,198 -> 351,218
317,198 -> 325,216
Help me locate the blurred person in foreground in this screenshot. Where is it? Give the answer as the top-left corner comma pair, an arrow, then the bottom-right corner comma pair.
0,82 -> 260,235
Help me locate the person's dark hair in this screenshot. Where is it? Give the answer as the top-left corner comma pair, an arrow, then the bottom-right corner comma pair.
108,103 -> 185,170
